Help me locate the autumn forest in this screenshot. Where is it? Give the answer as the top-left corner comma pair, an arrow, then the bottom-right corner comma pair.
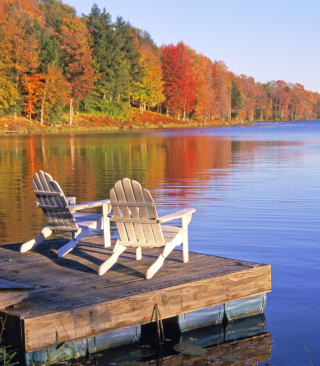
1,0 -> 320,128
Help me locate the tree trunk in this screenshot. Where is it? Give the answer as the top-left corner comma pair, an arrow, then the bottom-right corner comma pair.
69,98 -> 73,126
40,92 -> 45,127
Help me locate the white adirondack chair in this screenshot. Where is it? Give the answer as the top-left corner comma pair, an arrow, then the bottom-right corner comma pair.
99,178 -> 196,279
20,170 -> 111,257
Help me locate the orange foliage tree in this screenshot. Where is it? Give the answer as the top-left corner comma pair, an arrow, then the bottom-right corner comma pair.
212,61 -> 231,121
255,83 -> 272,121
239,75 -> 257,121
21,73 -> 42,123
59,16 -> 95,125
0,2 -> 39,120
275,80 -> 291,120
188,49 -> 215,124
289,83 -> 307,120
38,64 -> 70,125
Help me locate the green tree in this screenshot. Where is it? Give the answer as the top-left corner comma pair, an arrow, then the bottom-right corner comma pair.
34,21 -> 61,72
115,16 -> 142,102
231,80 -> 243,119
38,0 -> 76,33
85,4 -> 123,101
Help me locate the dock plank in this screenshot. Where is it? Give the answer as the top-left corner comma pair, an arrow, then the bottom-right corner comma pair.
0,237 -> 271,353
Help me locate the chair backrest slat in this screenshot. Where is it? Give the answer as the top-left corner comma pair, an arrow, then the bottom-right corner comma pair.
33,170 -> 78,230
123,179 -> 149,243
110,188 -> 127,240
131,180 -> 161,243
112,179 -> 137,242
33,172 -> 58,226
142,187 -> 164,243
111,178 -> 164,245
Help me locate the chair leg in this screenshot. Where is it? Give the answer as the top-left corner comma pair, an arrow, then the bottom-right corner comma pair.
57,239 -> 77,257
182,216 -> 189,263
136,247 -> 142,260
57,228 -> 89,257
20,227 -> 52,253
103,203 -> 111,247
146,241 -> 177,279
99,242 -> 127,275
146,254 -> 164,279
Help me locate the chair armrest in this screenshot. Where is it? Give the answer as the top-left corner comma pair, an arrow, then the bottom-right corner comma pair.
35,197 -> 76,206
66,197 -> 76,205
68,199 -> 111,213
157,208 -> 196,223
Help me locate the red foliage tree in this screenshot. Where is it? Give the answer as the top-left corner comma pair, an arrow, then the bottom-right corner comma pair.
161,41 -> 196,119
59,16 -> 95,125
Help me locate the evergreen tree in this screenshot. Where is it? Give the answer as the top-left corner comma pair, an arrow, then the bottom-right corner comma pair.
34,21 -> 61,71
85,4 -> 123,101
231,80 -> 243,119
115,16 -> 143,101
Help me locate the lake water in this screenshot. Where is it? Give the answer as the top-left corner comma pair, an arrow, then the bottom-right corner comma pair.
0,121 -> 319,365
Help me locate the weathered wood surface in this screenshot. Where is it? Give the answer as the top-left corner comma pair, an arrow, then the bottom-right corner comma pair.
0,237 -> 271,352
0,279 -> 34,309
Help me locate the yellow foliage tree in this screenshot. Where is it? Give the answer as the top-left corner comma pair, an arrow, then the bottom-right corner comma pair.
0,3 -> 39,120
38,65 -> 70,126
138,44 -> 165,113
0,59 -> 17,109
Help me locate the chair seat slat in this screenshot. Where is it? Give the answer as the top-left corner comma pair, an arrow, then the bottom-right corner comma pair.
46,225 -> 79,232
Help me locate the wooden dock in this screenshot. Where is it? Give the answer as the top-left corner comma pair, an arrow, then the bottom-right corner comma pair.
0,236 -> 271,354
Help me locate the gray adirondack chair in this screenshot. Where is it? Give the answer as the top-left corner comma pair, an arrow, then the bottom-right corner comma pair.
99,178 -> 196,279
20,170 -> 111,257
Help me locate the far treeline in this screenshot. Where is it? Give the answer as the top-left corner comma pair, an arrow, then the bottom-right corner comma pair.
1,0 -> 320,127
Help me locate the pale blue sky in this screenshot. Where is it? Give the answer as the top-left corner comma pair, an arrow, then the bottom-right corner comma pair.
66,0 -> 320,93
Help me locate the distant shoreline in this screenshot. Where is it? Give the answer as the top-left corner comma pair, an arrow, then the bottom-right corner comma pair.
0,111 -> 311,136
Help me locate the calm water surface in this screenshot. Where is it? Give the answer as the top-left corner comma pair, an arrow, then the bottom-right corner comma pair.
0,121 -> 320,365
